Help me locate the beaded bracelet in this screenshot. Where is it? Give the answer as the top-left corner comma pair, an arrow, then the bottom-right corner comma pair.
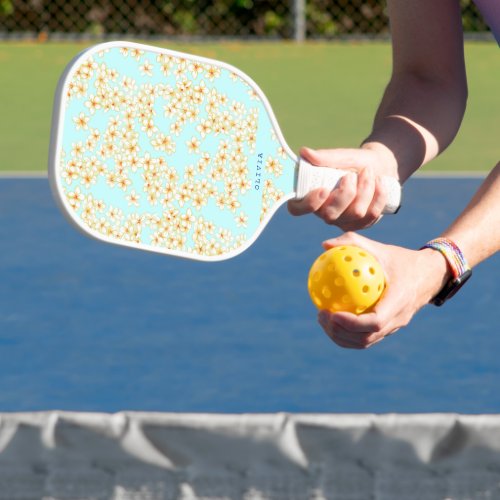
420,237 -> 472,306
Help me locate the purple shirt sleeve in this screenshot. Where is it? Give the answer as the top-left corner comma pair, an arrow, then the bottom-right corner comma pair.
473,0 -> 500,44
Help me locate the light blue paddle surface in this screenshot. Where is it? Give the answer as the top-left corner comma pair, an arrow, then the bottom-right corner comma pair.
51,42 -> 297,261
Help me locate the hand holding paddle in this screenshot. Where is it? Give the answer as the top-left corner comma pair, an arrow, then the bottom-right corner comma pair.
289,146 -> 399,231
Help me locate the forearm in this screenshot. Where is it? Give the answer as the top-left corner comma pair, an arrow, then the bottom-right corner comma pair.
361,0 -> 467,183
441,162 -> 500,267
363,73 -> 467,182
412,163 -> 500,307
319,168 -> 499,347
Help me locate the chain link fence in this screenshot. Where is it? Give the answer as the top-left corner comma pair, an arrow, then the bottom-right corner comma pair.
0,0 -> 491,40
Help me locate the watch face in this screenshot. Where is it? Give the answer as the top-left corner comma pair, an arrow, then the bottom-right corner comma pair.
432,269 -> 472,306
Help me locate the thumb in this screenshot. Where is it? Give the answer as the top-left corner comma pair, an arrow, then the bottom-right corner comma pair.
322,231 -> 371,250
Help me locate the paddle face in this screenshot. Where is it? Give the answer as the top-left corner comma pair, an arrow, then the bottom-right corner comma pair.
49,41 -> 297,261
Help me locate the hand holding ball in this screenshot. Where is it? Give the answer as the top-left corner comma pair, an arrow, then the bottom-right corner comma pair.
308,245 -> 385,314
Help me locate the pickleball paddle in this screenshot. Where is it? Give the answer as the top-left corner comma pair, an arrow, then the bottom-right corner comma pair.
49,41 -> 401,261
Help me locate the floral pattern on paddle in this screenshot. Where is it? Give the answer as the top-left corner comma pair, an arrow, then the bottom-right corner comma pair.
56,44 -> 295,259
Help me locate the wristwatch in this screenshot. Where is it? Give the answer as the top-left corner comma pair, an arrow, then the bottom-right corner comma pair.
421,238 -> 472,306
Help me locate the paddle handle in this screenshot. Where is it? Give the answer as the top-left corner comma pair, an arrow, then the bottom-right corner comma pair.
295,158 -> 401,214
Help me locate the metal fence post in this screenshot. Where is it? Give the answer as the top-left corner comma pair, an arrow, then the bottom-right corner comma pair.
293,0 -> 306,41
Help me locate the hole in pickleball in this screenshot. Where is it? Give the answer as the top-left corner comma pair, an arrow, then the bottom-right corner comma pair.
362,285 -> 369,293
313,294 -> 322,307
352,269 -> 360,277
369,267 -> 375,275
344,256 -> 352,262
334,277 -> 344,287
359,251 -> 367,257
313,271 -> 321,282
322,286 -> 332,299
378,284 -> 382,291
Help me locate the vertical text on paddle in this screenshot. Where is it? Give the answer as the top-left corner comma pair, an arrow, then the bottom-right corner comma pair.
254,153 -> 263,191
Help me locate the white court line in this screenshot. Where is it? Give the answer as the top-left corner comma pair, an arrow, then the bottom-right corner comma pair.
414,170 -> 487,178
0,171 -> 48,178
0,170 -> 489,179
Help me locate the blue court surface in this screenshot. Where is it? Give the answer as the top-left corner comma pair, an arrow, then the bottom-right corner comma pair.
0,176 -> 498,413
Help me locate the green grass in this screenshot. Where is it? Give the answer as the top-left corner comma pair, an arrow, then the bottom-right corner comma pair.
0,41 -> 497,172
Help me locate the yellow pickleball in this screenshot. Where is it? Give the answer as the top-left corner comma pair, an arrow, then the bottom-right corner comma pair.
308,245 -> 385,314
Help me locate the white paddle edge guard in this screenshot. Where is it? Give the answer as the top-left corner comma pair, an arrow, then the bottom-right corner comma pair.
295,158 -> 402,214
47,41 -> 297,263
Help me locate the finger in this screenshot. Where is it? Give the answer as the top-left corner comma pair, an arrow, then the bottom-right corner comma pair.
319,311 -> 373,349
322,231 -> 369,250
326,324 -> 383,349
319,308 -> 395,348
330,168 -> 377,230
316,172 -> 357,224
330,316 -> 391,349
330,311 -> 385,335
321,324 -> 365,349
300,147 -> 370,171
332,298 -> 402,340
288,188 -> 330,216
363,176 -> 387,223
349,167 -> 376,219
345,176 -> 387,230
339,217 -> 382,233
331,336 -> 365,349
321,233 -> 388,269
319,310 -> 372,333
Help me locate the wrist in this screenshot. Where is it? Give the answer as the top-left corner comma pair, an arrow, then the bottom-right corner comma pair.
360,141 -> 399,179
420,238 -> 472,306
418,248 -> 452,303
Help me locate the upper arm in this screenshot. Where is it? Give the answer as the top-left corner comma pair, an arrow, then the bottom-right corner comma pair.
387,0 -> 467,87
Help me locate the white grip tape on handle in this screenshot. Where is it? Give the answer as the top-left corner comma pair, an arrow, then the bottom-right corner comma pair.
295,159 -> 401,214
